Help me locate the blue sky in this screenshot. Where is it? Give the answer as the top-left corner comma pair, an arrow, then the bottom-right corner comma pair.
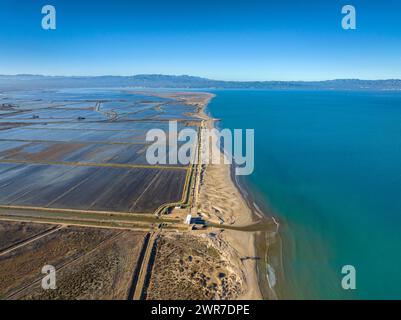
1,0 -> 401,80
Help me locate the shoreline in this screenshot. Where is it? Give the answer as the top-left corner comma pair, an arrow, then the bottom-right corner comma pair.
229,164 -> 281,299
198,92 -> 281,299
133,89 -> 282,299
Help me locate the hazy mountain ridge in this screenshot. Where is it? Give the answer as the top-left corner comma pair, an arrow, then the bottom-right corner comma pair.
1,74 -> 401,90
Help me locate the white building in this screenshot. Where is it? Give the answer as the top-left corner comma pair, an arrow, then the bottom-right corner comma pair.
185,214 -> 192,225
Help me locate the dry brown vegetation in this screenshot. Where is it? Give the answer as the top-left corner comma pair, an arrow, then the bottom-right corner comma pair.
0,222 -> 146,300
146,233 -> 243,300
20,231 -> 146,300
0,220 -> 54,251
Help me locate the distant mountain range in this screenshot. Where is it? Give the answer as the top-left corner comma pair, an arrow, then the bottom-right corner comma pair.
1,74 -> 401,90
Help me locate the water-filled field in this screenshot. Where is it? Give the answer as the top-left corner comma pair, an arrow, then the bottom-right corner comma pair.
0,88 -> 200,214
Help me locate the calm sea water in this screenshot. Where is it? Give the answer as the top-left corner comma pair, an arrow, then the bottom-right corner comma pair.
208,90 -> 401,299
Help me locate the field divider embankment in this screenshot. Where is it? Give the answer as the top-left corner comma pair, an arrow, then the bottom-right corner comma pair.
0,196 -> 271,234
0,216 -> 155,233
0,159 -> 188,171
0,205 -> 180,221
22,127 -> 146,132
127,232 -> 151,300
152,120 -> 203,216
0,138 -> 150,146
0,205 -> 186,232
132,231 -> 159,300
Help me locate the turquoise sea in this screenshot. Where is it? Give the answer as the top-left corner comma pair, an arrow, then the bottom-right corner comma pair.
208,90 -> 401,299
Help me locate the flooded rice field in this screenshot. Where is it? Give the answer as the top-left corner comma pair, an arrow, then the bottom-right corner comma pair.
0,88 -> 201,214
0,164 -> 187,213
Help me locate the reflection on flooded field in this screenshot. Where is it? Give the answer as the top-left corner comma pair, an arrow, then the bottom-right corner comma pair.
0,88 -> 202,214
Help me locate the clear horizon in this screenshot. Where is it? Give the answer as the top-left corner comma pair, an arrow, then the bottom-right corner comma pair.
1,0 -> 401,80
2,73 -> 401,82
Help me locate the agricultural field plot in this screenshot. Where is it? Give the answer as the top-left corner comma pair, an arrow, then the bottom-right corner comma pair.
0,163 -> 188,213
20,231 -> 146,300
1,89 -> 169,112
155,103 -> 200,121
25,120 -> 196,132
0,89 -> 200,215
100,101 -> 160,114
0,127 -> 148,143
0,222 -> 147,300
0,108 -> 106,121
0,141 -> 190,167
0,220 -> 55,252
53,102 -> 97,109
0,140 -> 27,153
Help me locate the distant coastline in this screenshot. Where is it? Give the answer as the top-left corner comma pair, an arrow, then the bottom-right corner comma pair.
2,74 -> 401,91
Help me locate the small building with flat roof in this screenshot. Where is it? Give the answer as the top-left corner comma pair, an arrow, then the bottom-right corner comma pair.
184,215 -> 206,225
185,214 -> 192,224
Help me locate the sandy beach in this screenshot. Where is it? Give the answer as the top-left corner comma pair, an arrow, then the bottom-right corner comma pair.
195,93 -> 279,300
131,90 -> 280,300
